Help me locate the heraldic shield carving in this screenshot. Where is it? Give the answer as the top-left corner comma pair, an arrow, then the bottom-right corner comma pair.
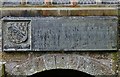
3,20 -> 31,51
7,22 -> 28,44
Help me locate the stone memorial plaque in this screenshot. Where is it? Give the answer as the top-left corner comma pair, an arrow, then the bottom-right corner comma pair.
2,17 -> 118,51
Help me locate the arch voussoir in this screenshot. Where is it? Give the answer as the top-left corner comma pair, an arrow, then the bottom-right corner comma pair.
11,54 -> 114,76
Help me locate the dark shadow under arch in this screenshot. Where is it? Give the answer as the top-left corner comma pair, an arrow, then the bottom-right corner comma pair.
28,69 -> 95,77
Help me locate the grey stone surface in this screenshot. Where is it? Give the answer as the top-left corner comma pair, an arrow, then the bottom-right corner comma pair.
2,16 -> 118,51
68,55 -> 79,69
5,62 -> 18,74
43,54 -> 56,70
77,56 -> 113,75
56,54 -> 69,69
3,20 -> 31,51
12,56 -> 46,75
32,17 -> 118,51
9,54 -> 115,75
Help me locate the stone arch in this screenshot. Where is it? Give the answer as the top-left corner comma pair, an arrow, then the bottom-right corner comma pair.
11,54 -> 114,76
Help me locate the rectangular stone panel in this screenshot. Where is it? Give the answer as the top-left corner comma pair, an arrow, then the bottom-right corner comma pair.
2,17 -> 118,51
3,20 -> 31,51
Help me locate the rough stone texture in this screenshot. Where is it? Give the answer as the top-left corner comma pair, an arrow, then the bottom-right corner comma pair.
0,9 -> 119,77
68,55 -> 79,69
12,56 -> 46,75
118,51 -> 120,76
43,54 -> 56,70
77,56 -> 112,75
0,62 -> 2,77
5,54 -> 115,76
56,54 -> 69,69
0,51 -> 117,76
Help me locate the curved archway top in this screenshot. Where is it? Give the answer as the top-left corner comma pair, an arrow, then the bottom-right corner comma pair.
11,54 -> 114,76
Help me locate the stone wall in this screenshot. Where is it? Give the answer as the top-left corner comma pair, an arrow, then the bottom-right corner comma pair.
7,53 -> 117,75
0,8 -> 120,77
1,52 -> 118,76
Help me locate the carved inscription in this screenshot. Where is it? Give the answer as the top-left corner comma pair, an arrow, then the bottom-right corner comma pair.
3,20 -> 31,51
32,17 -> 118,51
2,17 -> 118,51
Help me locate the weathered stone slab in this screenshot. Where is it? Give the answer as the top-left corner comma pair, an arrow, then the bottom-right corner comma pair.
32,17 -> 118,51
2,17 -> 118,51
3,20 -> 31,51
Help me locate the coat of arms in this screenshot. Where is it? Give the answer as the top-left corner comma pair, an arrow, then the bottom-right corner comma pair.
7,22 -> 29,44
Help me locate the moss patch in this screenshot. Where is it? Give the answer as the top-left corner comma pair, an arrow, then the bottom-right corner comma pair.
1,64 -> 5,77
112,52 -> 119,75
